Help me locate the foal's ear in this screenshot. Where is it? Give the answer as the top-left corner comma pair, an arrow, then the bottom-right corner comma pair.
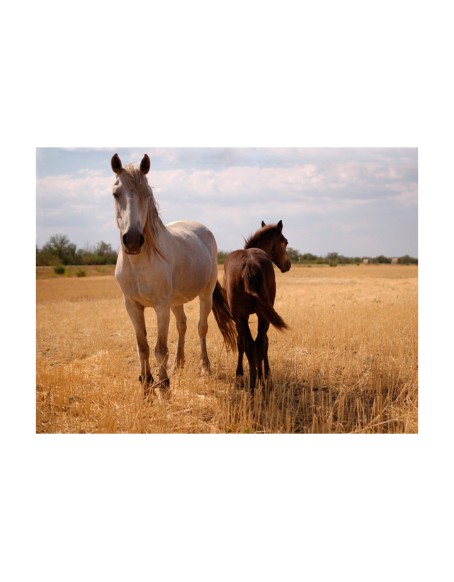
140,154 -> 150,175
277,220 -> 283,233
261,221 -> 266,227
111,153 -> 123,174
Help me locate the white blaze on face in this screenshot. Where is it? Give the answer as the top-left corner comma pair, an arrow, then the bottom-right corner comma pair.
113,177 -> 147,238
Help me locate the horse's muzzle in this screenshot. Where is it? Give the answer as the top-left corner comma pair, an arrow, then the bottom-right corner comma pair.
123,230 -> 145,255
281,261 -> 292,273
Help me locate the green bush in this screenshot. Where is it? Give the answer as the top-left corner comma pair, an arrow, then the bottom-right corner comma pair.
76,269 -> 86,277
54,265 -> 65,275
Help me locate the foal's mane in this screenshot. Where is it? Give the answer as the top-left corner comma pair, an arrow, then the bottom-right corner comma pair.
244,224 -> 279,249
122,163 -> 166,259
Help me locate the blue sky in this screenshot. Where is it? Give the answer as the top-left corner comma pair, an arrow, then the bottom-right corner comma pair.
36,147 -> 418,257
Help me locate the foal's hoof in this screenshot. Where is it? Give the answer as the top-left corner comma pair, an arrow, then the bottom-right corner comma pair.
235,375 -> 244,388
263,378 -> 273,392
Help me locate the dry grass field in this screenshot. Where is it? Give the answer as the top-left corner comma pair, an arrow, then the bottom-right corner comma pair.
36,264 -> 418,433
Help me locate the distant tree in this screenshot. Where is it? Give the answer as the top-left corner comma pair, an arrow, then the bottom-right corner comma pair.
40,234 -> 77,265
300,252 -> 318,263
95,241 -> 114,256
327,251 -> 339,266
287,247 -> 301,263
375,255 -> 391,264
398,255 -> 418,265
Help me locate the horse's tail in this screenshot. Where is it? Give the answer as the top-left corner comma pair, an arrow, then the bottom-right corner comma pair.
212,281 -> 237,351
243,263 -> 289,331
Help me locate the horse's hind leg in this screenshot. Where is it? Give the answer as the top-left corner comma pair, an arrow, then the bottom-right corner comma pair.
198,291 -> 213,375
235,333 -> 245,387
236,319 -> 257,392
124,298 -> 154,396
256,315 -> 271,387
170,304 -> 187,373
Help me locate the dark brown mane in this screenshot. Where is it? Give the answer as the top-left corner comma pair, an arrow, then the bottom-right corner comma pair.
244,224 -> 278,249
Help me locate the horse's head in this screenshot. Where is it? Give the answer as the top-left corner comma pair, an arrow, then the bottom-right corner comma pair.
262,220 -> 292,273
111,153 -> 151,255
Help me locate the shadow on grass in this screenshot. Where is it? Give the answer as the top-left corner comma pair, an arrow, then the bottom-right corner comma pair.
217,368 -> 412,434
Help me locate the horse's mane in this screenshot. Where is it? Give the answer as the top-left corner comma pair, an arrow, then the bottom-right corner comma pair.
122,163 -> 166,259
244,224 -> 278,249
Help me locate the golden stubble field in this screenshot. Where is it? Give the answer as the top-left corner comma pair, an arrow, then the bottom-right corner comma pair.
36,264 -> 418,433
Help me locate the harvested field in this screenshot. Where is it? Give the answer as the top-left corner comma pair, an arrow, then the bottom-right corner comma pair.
36,264 -> 418,433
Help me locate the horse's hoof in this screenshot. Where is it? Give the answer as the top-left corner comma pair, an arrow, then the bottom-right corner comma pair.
139,374 -> 154,399
156,378 -> 171,400
144,385 -> 155,400
139,373 -> 154,385
235,375 -> 244,388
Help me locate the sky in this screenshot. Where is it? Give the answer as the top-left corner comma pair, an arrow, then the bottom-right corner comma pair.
36,147 -> 418,258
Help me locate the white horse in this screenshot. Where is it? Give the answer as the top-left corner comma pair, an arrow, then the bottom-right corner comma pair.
111,153 -> 236,398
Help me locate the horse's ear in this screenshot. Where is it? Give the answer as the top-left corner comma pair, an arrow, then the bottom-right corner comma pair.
111,153 -> 123,174
261,221 -> 266,227
277,220 -> 283,233
140,154 -> 150,175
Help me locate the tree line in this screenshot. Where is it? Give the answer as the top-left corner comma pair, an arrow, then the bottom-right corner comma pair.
36,235 -> 117,266
217,249 -> 417,265
36,235 -> 418,267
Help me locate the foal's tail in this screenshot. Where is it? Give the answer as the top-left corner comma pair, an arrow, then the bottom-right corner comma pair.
212,281 -> 237,351
243,264 -> 289,331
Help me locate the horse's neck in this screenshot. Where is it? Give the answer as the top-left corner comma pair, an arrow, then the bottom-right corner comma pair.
144,206 -> 168,257
255,237 -> 273,256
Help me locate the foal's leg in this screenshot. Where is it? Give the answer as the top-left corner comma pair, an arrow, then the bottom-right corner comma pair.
124,298 -> 153,395
236,319 -> 257,392
256,316 -> 271,386
235,330 -> 245,387
154,304 -> 171,393
170,304 -> 187,373
198,291 -> 213,375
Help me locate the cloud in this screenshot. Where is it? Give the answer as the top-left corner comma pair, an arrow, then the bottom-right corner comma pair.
36,148 -> 418,257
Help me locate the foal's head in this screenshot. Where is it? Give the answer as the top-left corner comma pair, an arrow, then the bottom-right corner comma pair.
111,153 -> 158,255
245,220 -> 292,273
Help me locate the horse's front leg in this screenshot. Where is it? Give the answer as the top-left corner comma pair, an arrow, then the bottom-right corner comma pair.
170,304 -> 187,374
124,298 -> 153,396
154,304 -> 171,395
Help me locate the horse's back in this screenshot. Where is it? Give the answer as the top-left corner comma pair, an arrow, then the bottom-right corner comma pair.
225,248 -> 275,279
166,220 -> 216,253
224,248 -> 276,316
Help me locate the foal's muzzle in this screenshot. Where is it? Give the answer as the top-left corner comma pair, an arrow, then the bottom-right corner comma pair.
122,230 -> 145,255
